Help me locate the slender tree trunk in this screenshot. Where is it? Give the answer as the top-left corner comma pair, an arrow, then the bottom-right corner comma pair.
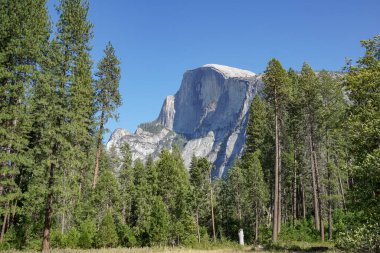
272,95 -> 279,242
337,169 -> 346,209
42,162 -> 55,252
313,151 -> 324,241
293,150 -> 297,226
328,202 -> 332,240
1,143 -> 13,242
210,174 -> 216,242
196,208 -> 200,243
0,207 -> 8,243
309,135 -> 320,231
93,111 -> 105,189
301,178 -> 306,220
255,205 -> 259,242
326,137 -> 333,240
278,138 -> 282,235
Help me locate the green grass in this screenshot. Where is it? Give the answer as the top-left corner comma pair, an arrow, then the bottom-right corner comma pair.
0,244 -> 344,253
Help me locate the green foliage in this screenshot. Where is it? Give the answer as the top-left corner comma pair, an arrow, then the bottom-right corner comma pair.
94,170 -> 121,222
78,218 -> 96,249
64,227 -> 81,248
138,122 -> 165,134
245,96 -> 268,154
148,196 -> 170,246
336,222 -> 380,252
117,223 -> 137,247
96,211 -> 119,248
0,0 -> 378,250
0,0 -> 49,229
263,58 -> 290,109
95,42 -> 122,124
279,220 -> 319,242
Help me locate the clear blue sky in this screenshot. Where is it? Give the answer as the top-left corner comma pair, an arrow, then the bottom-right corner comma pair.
48,0 -> 379,141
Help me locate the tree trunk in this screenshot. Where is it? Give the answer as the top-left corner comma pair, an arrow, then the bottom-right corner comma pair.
272,95 -> 279,242
93,111 -> 105,189
313,151 -> 324,241
0,209 -> 8,243
61,212 -> 65,234
210,174 -> 216,242
309,136 -> 320,231
255,205 -> 259,242
278,138 -> 282,235
293,151 -> 297,226
301,178 -> 306,220
42,162 -> 55,252
328,202 -> 332,240
326,140 -> 333,240
337,169 -> 346,210
196,208 -> 200,243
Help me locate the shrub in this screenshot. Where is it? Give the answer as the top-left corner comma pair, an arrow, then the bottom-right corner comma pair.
279,219 -> 319,242
336,222 -> 380,252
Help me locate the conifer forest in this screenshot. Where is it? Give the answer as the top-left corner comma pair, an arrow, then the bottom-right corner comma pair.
0,0 -> 379,252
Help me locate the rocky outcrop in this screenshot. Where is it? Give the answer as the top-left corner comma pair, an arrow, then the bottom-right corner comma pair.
107,64 -> 264,177
157,95 -> 175,130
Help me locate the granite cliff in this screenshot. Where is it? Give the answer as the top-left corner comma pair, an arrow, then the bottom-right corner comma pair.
107,64 -> 264,177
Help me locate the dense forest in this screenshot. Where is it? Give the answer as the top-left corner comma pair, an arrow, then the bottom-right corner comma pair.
0,0 -> 379,252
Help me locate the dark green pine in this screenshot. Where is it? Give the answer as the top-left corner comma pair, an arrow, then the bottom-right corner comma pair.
0,0 -> 50,243
93,42 -> 122,188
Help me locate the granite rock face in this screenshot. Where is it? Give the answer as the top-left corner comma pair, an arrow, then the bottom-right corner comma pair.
107,64 -> 264,177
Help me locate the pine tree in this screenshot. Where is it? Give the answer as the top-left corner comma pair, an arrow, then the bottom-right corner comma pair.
118,142 -> 134,224
26,0 -> 96,249
0,0 -> 50,242
244,96 -> 268,155
263,58 -> 290,241
96,211 -> 119,248
189,156 -> 210,243
299,63 -> 324,239
226,165 -> 245,228
242,95 -> 270,242
242,152 -> 269,242
148,196 -> 170,246
286,68 -> 305,224
318,70 -> 346,239
93,169 -> 121,223
78,218 -> 96,249
93,42 -> 122,188
156,148 -> 192,244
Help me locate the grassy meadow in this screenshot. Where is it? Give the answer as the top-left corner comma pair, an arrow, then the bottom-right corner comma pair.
0,241 -> 341,253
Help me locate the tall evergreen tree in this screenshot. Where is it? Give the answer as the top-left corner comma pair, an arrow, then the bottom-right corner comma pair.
189,156 -> 210,243
318,70 -> 346,239
286,68 -> 305,224
299,63 -> 325,239
0,0 -> 50,243
93,42 -> 122,188
263,58 -> 290,241
25,0 -> 96,250
242,95 -> 270,242
118,142 -> 134,224
242,152 -> 269,242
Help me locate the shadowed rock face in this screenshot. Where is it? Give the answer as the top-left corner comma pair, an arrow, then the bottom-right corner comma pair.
107,64 -> 264,177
